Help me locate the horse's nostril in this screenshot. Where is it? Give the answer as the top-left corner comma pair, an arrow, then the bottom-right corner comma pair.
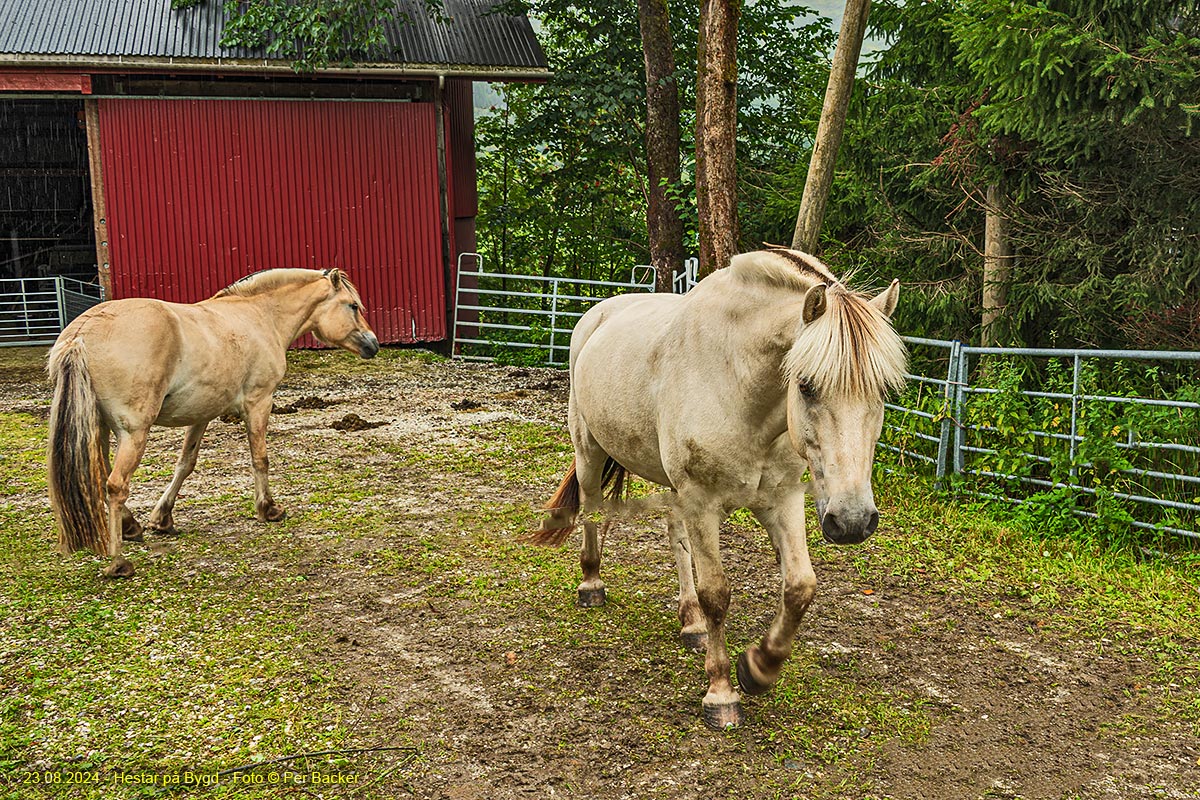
820,511 -> 843,542
867,510 -> 879,534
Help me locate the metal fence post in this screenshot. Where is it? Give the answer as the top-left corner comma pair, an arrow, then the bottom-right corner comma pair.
936,340 -> 961,484
1069,353 -> 1081,478
953,348 -> 969,474
548,280 -> 560,366
452,254 -> 465,354
55,277 -> 66,333
20,278 -> 32,340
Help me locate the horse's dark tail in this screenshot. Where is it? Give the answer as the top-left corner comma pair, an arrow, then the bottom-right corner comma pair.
525,457 -> 627,546
47,340 -> 109,556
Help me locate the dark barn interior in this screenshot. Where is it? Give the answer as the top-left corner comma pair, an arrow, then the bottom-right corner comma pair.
0,99 -> 95,281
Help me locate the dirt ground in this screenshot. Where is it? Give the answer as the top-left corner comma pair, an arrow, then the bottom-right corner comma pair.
4,348 -> 1198,800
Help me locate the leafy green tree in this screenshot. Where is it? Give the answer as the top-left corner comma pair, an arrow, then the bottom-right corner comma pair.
821,0 -> 1200,349
475,4 -> 651,282
477,1 -> 835,279
170,0 -> 423,70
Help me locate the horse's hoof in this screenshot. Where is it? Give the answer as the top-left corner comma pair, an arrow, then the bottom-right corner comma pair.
101,559 -> 136,579
121,518 -> 144,542
260,505 -> 287,523
151,524 -> 179,537
680,631 -> 708,653
702,701 -> 745,730
577,587 -> 606,607
736,650 -> 773,697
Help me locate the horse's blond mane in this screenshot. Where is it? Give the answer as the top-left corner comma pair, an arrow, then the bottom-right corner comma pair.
728,247 -> 840,291
728,248 -> 907,401
212,268 -> 361,302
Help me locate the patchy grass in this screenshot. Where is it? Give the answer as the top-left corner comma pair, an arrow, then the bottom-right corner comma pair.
858,473 -> 1200,641
3,347 -> 1198,799
285,345 -> 446,379
0,411 -> 411,798
0,413 -> 45,496
829,470 -> 1200,735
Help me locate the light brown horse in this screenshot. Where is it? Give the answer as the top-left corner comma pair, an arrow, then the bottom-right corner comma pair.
532,248 -> 907,729
47,268 -> 378,578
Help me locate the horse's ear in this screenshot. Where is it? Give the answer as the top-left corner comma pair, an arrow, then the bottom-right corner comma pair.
870,279 -> 900,318
802,284 -> 827,324
323,268 -> 343,289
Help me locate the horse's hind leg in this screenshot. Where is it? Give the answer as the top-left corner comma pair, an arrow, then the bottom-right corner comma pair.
149,422 -> 208,535
572,437 -> 610,607
668,510 -> 706,653
103,428 -> 150,578
100,422 -> 143,542
577,518 -> 610,607
738,491 -> 816,696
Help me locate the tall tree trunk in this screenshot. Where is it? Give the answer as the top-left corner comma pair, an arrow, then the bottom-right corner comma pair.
638,0 -> 686,293
695,0 -> 741,279
791,0 -> 871,254
981,180 -> 1012,346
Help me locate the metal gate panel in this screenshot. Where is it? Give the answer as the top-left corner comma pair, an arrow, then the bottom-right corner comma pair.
98,98 -> 445,344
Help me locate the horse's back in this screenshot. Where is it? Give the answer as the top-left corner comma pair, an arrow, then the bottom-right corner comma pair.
58,298 -> 187,372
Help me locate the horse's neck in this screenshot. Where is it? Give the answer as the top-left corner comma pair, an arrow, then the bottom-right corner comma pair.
686,275 -> 806,395
730,282 -> 810,363
221,281 -> 327,349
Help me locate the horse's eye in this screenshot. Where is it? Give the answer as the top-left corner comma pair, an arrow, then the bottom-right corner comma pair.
797,380 -> 815,399
349,303 -> 359,313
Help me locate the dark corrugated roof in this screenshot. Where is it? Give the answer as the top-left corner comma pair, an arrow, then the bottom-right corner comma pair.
0,0 -> 547,73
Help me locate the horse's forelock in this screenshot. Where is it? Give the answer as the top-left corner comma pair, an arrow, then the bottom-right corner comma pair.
784,286 -> 907,401
334,273 -> 365,309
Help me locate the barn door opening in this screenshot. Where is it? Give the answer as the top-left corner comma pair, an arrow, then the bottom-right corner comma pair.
0,99 -> 96,283
0,98 -> 103,345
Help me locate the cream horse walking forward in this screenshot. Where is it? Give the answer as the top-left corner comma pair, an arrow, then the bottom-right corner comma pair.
48,268 -> 379,578
534,248 -> 907,729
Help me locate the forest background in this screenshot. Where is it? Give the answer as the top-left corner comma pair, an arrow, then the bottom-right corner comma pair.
476,0 -> 1199,351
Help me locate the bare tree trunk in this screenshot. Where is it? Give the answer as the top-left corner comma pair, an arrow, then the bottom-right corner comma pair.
695,0 -> 741,279
981,180 -> 1012,346
639,0 -> 686,293
791,0 -> 871,254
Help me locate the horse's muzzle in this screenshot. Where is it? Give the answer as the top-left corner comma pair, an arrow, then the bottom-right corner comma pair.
818,500 -> 879,545
357,332 -> 380,359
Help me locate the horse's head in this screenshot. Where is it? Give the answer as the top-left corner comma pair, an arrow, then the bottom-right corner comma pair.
311,269 -> 380,359
784,280 -> 906,545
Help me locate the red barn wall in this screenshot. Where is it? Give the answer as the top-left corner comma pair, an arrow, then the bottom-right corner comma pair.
97,97 -> 446,344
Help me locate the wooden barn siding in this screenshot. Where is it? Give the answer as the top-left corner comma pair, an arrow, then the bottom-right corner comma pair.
97,97 -> 446,344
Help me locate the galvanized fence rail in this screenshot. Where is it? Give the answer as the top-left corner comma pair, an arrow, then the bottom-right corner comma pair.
883,338 -> 1200,540
453,254 -> 697,366
0,276 -> 104,347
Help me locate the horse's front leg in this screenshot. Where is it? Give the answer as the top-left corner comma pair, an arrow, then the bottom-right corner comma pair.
148,422 -> 209,534
243,398 -> 286,522
681,499 -> 743,729
739,491 -> 816,695
102,428 -> 150,578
